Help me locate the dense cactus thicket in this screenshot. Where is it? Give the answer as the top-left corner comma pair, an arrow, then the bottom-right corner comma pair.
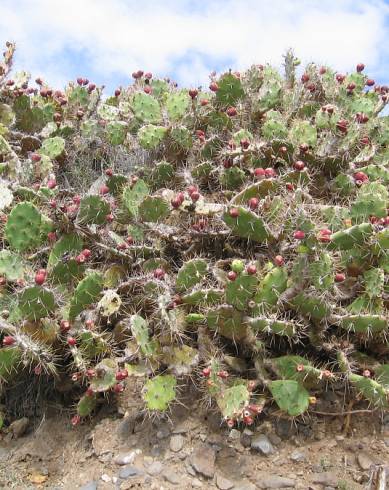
0,42 -> 389,429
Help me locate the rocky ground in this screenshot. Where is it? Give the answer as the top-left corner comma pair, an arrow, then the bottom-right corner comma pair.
1,382 -> 389,490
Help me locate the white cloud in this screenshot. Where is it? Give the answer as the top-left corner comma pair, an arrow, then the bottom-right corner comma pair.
1,0 -> 389,91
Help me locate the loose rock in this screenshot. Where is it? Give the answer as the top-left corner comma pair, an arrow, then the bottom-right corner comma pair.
257,475 -> 296,488
357,452 -> 374,470
163,469 -> 180,485
290,449 -> 306,462
147,461 -> 163,476
114,450 -> 140,465
79,482 -> 98,490
170,434 -> 184,452
312,472 -> 338,487
216,473 -> 235,490
118,465 -> 143,479
189,444 -> 216,478
251,434 -> 275,456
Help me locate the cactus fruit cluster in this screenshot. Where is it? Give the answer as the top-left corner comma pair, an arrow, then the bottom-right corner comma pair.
0,44 -> 389,428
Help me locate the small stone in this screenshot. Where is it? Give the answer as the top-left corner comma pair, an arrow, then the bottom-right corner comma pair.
114,450 -> 140,465
192,478 -> 203,488
268,433 -> 282,446
79,482 -> 98,490
251,434 -> 275,456
118,465 -> 143,479
324,487 -> 336,490
274,419 -> 296,439
163,469 -> 180,485
170,434 -> 184,452
156,426 -> 171,440
228,429 -> 241,441
240,430 -> 252,449
357,452 -> 374,471
290,450 -> 306,462
147,461 -> 163,476
101,474 -> 111,482
335,435 -> 344,442
257,475 -> 296,488
312,472 -> 338,487
9,417 -> 29,438
216,473 -> 235,490
190,444 -> 216,478
234,482 -> 256,490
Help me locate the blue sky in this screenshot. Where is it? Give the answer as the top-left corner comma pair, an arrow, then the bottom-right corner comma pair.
1,0 -> 389,94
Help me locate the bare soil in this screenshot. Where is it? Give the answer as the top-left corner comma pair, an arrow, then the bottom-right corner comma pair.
1,381 -> 389,490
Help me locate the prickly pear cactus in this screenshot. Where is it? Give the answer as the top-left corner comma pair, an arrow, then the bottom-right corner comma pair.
0,43 -> 388,429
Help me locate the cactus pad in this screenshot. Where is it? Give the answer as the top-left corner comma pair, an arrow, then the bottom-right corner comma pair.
143,374 -> 177,411
176,259 -> 208,292
18,287 -> 56,321
5,202 -> 42,251
69,273 -> 104,321
269,380 -> 310,416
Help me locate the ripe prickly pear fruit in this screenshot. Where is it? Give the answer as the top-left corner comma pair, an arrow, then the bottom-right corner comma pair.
293,161 -> 305,171
246,264 -> 257,275
356,63 -> 365,72
67,336 -> 77,346
248,197 -> 259,210
154,268 -> 165,279
3,335 -> 15,346
293,230 -> 305,240
227,270 -> 238,281
116,369 -> 129,381
35,269 -> 47,285
274,255 -> 284,266
209,82 -> 219,92
335,273 -> 345,283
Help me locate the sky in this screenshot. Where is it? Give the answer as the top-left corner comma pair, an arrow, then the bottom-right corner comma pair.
1,0 -> 389,94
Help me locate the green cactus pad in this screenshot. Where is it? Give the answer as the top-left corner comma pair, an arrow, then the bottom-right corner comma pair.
207,306 -> 247,340
248,317 -> 296,337
5,202 -> 43,251
79,331 -> 109,358
290,293 -> 330,320
338,314 -> 387,334
0,250 -> 24,281
149,161 -> 175,189
262,111 -> 288,140
163,345 -> 199,376
170,126 -> 193,150
106,121 -> 127,145
90,358 -> 117,392
130,314 -> 157,357
139,196 -> 170,222
375,365 -> 389,389
48,233 -> 84,284
18,287 -> 56,321
223,207 -> 272,243
330,223 -> 373,250
216,384 -> 249,419
39,136 -> 65,159
231,180 -> 277,205
269,380 -> 310,416
0,347 -> 21,380
289,120 -> 317,147
182,289 -> 224,306
220,167 -> 246,190
166,91 -> 190,121
185,313 -> 206,323
69,272 -> 104,321
351,183 -> 388,221
77,196 -> 110,225
131,93 -> 161,123
253,266 -> 287,311
143,374 -> 177,411
122,179 -> 149,217
77,393 -> 97,416
138,125 -> 167,149
348,373 -> 388,408
363,268 -> 384,298
309,253 -> 334,291
216,73 -> 244,106
176,259 -> 208,292
226,274 -> 258,311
